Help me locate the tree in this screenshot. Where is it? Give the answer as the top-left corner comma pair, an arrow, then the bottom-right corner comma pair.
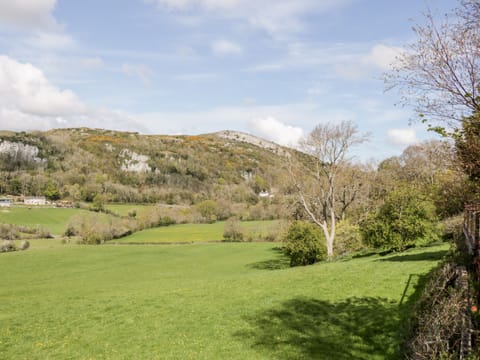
387,0 -> 480,131
361,187 -> 441,252
456,112 -> 480,179
289,120 -> 368,258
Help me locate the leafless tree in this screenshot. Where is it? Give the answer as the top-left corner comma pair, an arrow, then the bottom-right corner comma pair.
289,120 -> 368,258
386,0 -> 480,130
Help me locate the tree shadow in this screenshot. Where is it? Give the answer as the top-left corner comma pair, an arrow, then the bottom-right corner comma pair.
236,296 -> 403,359
247,247 -> 290,270
235,270 -> 432,360
378,250 -> 448,263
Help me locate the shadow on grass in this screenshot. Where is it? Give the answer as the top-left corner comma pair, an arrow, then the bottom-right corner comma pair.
378,250 -> 448,263
236,296 -> 402,360
236,269 -> 433,360
247,246 -> 290,270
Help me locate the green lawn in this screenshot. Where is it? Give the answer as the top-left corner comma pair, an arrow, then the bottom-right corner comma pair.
0,207 -> 85,235
115,220 -> 282,243
0,241 -> 448,359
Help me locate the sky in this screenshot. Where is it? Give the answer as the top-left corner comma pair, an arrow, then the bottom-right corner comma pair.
0,0 -> 458,161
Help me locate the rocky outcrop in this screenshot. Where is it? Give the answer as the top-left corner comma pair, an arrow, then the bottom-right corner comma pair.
119,149 -> 151,173
0,140 -> 43,163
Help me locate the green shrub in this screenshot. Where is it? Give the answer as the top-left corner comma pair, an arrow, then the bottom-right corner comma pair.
223,217 -> 244,242
157,216 -> 176,227
361,188 -> 442,252
283,221 -> 327,266
334,221 -> 364,256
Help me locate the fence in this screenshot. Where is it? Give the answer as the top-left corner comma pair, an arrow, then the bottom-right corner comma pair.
464,204 -> 480,255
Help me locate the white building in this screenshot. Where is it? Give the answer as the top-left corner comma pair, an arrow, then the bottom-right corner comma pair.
24,196 -> 47,206
0,198 -> 12,207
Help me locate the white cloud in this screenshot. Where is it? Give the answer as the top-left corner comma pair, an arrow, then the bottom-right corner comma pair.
0,0 -> 57,29
121,63 -> 155,85
249,117 -> 304,147
0,55 -> 86,117
245,41 -> 404,79
387,128 -> 418,146
336,44 -> 404,79
211,39 -> 242,56
25,31 -> 75,50
148,0 -> 351,38
362,44 -> 403,70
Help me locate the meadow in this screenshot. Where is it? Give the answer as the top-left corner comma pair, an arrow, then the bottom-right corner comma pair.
115,220 -> 282,243
0,240 -> 448,359
0,207 -> 84,235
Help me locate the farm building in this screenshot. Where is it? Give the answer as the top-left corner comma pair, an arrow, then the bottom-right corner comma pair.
24,196 -> 47,206
0,198 -> 12,207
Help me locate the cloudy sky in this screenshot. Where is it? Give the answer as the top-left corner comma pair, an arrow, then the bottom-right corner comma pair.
0,0 -> 456,160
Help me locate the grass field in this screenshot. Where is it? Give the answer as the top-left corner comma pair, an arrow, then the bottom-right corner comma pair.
115,220 -> 282,243
0,207 -> 85,235
105,203 -> 156,217
0,241 -> 448,359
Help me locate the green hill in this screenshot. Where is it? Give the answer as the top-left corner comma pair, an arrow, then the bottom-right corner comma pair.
0,128 -> 304,220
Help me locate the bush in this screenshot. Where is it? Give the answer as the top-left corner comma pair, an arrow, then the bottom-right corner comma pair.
441,214 -> 463,241
19,240 -> 30,250
0,224 -> 19,240
0,239 -> 16,252
223,217 -> 244,242
361,188 -> 442,252
283,221 -> 327,266
334,221 -> 364,256
157,216 -> 176,227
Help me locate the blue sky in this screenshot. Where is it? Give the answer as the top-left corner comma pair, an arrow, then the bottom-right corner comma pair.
0,0 -> 457,160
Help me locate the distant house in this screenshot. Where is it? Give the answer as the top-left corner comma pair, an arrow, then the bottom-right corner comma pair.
24,196 -> 47,206
0,198 -> 12,207
259,191 -> 274,199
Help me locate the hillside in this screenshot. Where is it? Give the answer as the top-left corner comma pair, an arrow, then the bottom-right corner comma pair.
0,128 -> 302,219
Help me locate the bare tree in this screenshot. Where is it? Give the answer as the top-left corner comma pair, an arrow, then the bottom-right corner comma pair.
289,120 -> 368,258
387,0 -> 480,130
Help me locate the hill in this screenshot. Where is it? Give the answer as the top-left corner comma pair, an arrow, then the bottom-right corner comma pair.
0,128 -> 303,220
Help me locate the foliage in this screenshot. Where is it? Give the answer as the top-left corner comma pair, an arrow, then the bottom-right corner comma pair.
456,112 -> 480,181
0,224 -> 19,240
196,199 -> 220,223
67,213 -> 135,244
19,240 -> 30,250
441,214 -> 464,242
334,220 -> 364,257
290,120 -> 369,258
361,187 -> 442,251
0,239 -> 16,252
43,182 -> 60,200
283,221 -> 327,266
223,217 -> 244,242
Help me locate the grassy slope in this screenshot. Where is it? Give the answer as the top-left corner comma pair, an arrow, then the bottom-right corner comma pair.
0,242 -> 448,359
105,204 -> 156,217
115,220 -> 282,243
0,207 -> 85,235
